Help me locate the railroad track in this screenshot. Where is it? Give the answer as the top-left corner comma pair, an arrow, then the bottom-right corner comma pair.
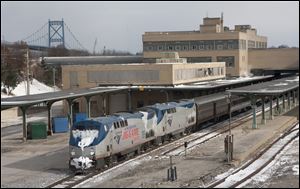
207,121 -> 299,188
160,102 -> 272,156
45,101 -> 282,188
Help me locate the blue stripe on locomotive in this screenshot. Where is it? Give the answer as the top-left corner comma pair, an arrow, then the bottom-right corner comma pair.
169,99 -> 195,108
69,117 -> 112,146
69,112 -> 146,147
147,100 -> 195,124
146,103 -> 176,124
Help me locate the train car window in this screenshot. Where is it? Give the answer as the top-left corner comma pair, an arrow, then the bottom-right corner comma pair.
125,120 -> 128,126
106,145 -> 110,152
167,109 -> 171,114
120,121 -> 124,127
117,122 -> 120,128
113,123 -> 117,129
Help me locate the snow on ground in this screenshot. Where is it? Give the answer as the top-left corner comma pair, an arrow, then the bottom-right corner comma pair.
75,155 -> 152,188
239,136 -> 299,188
212,124 -> 299,188
166,131 -> 220,156
1,78 -> 58,98
11,79 -> 56,96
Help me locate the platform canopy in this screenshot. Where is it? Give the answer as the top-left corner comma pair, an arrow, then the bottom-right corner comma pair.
1,87 -> 126,110
227,76 -> 299,96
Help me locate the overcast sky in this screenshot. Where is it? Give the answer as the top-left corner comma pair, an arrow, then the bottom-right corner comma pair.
1,1 -> 299,53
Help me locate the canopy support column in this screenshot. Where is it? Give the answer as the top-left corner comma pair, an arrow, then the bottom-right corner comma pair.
251,96 -> 257,129
20,106 -> 29,142
47,101 -> 55,135
276,96 -> 280,115
128,88 -> 132,112
269,96 -> 273,120
66,99 -> 74,128
261,97 -> 266,124
282,94 -> 286,113
288,91 -> 291,110
85,96 -> 91,118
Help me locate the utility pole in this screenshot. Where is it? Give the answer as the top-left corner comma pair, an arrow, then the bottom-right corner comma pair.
53,67 -> 56,92
26,48 -> 30,95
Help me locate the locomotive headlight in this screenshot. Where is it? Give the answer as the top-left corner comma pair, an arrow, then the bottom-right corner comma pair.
90,151 -> 95,156
71,151 -> 75,156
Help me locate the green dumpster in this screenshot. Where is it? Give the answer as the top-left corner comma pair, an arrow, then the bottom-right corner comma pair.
27,122 -> 47,139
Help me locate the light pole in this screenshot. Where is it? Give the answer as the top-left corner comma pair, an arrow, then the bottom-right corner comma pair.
228,93 -> 232,135
53,67 -> 56,92
26,48 -> 30,95
225,92 -> 233,163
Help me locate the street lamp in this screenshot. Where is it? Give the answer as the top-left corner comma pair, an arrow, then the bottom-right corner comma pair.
225,92 -> 233,163
227,93 -> 232,135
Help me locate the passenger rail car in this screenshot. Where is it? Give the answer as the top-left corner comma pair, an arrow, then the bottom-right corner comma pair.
69,94 -> 251,171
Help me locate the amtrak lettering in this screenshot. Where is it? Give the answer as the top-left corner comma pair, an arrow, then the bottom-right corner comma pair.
122,127 -> 139,141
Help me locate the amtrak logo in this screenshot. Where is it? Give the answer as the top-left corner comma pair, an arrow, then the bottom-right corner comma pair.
167,118 -> 172,127
114,132 -> 121,144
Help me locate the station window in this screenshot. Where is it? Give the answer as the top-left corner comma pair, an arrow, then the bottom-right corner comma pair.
182,45 -> 189,51
158,45 -> 164,51
175,45 -> 181,51
147,46 -> 153,51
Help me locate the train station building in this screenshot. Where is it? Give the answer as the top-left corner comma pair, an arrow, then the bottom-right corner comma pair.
59,52 -> 227,115
142,16 -> 298,77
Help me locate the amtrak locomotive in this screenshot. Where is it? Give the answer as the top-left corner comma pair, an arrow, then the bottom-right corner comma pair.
69,95 -> 249,170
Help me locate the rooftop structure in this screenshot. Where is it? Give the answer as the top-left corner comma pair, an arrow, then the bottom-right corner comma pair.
143,15 -> 268,77
61,53 -> 225,87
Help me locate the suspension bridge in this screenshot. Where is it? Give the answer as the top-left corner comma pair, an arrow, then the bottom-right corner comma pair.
21,19 -> 87,52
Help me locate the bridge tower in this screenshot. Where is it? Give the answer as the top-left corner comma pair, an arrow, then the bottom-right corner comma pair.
48,19 -> 65,48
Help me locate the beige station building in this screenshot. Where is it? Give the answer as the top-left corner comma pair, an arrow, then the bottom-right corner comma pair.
60,53 -> 226,115
143,16 -> 298,77
62,53 -> 225,87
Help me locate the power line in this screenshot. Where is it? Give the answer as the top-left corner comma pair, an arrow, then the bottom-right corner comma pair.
22,22 -> 48,41
64,23 -> 87,51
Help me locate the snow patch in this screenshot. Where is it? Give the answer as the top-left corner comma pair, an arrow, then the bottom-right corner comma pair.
72,129 -> 99,151
11,78 -> 56,96
71,156 -> 93,169
272,82 -> 288,86
292,165 -> 299,175
1,78 -> 58,97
